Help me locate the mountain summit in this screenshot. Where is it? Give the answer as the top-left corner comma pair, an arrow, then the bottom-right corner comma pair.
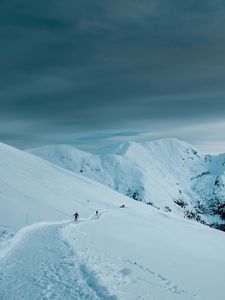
28,138 -> 225,229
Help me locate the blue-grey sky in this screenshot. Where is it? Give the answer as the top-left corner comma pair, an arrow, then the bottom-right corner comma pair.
1,0 -> 225,153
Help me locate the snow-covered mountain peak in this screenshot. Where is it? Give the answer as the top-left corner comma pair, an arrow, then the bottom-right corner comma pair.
27,144 -> 90,159
94,141 -> 137,156
141,137 -> 191,148
139,138 -> 200,160
27,138 -> 225,228
96,138 -> 196,157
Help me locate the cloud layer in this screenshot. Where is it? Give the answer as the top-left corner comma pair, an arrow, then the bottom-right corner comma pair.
1,0 -> 225,152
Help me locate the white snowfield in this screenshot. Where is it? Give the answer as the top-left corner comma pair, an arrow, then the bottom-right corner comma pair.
28,138 -> 225,224
0,142 -> 225,300
0,142 -> 131,229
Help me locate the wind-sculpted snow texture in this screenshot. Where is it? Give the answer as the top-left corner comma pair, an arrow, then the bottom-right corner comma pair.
28,138 -> 225,226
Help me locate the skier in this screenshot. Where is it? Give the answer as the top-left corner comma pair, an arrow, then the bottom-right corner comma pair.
73,212 -> 79,222
95,210 -> 99,216
120,204 -> 125,208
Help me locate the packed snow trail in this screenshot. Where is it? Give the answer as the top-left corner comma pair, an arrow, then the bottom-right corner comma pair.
0,221 -> 117,300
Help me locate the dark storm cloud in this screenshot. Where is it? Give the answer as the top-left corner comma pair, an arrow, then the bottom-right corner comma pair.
1,0 -> 225,151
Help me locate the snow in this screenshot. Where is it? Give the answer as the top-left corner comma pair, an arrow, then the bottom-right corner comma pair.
62,208 -> 225,300
0,142 -> 133,229
1,208 -> 225,300
28,138 -> 225,223
0,220 -> 117,300
1,141 -> 225,299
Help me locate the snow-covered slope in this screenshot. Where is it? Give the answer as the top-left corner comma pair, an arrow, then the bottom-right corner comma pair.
0,142 -> 133,229
1,142 -> 225,300
2,210 -> 225,300
63,208 -> 225,300
28,139 -> 225,228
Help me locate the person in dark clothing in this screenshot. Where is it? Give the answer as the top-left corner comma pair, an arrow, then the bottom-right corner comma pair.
73,212 -> 79,222
95,210 -> 98,216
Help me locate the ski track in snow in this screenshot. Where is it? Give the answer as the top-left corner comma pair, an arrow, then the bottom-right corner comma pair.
0,210 -> 197,300
0,215 -> 117,300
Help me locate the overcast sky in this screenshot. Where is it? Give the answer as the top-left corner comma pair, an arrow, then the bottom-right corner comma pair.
1,0 -> 225,153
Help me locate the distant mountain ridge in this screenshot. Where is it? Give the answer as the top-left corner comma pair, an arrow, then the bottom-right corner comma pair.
28,138 -> 225,229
